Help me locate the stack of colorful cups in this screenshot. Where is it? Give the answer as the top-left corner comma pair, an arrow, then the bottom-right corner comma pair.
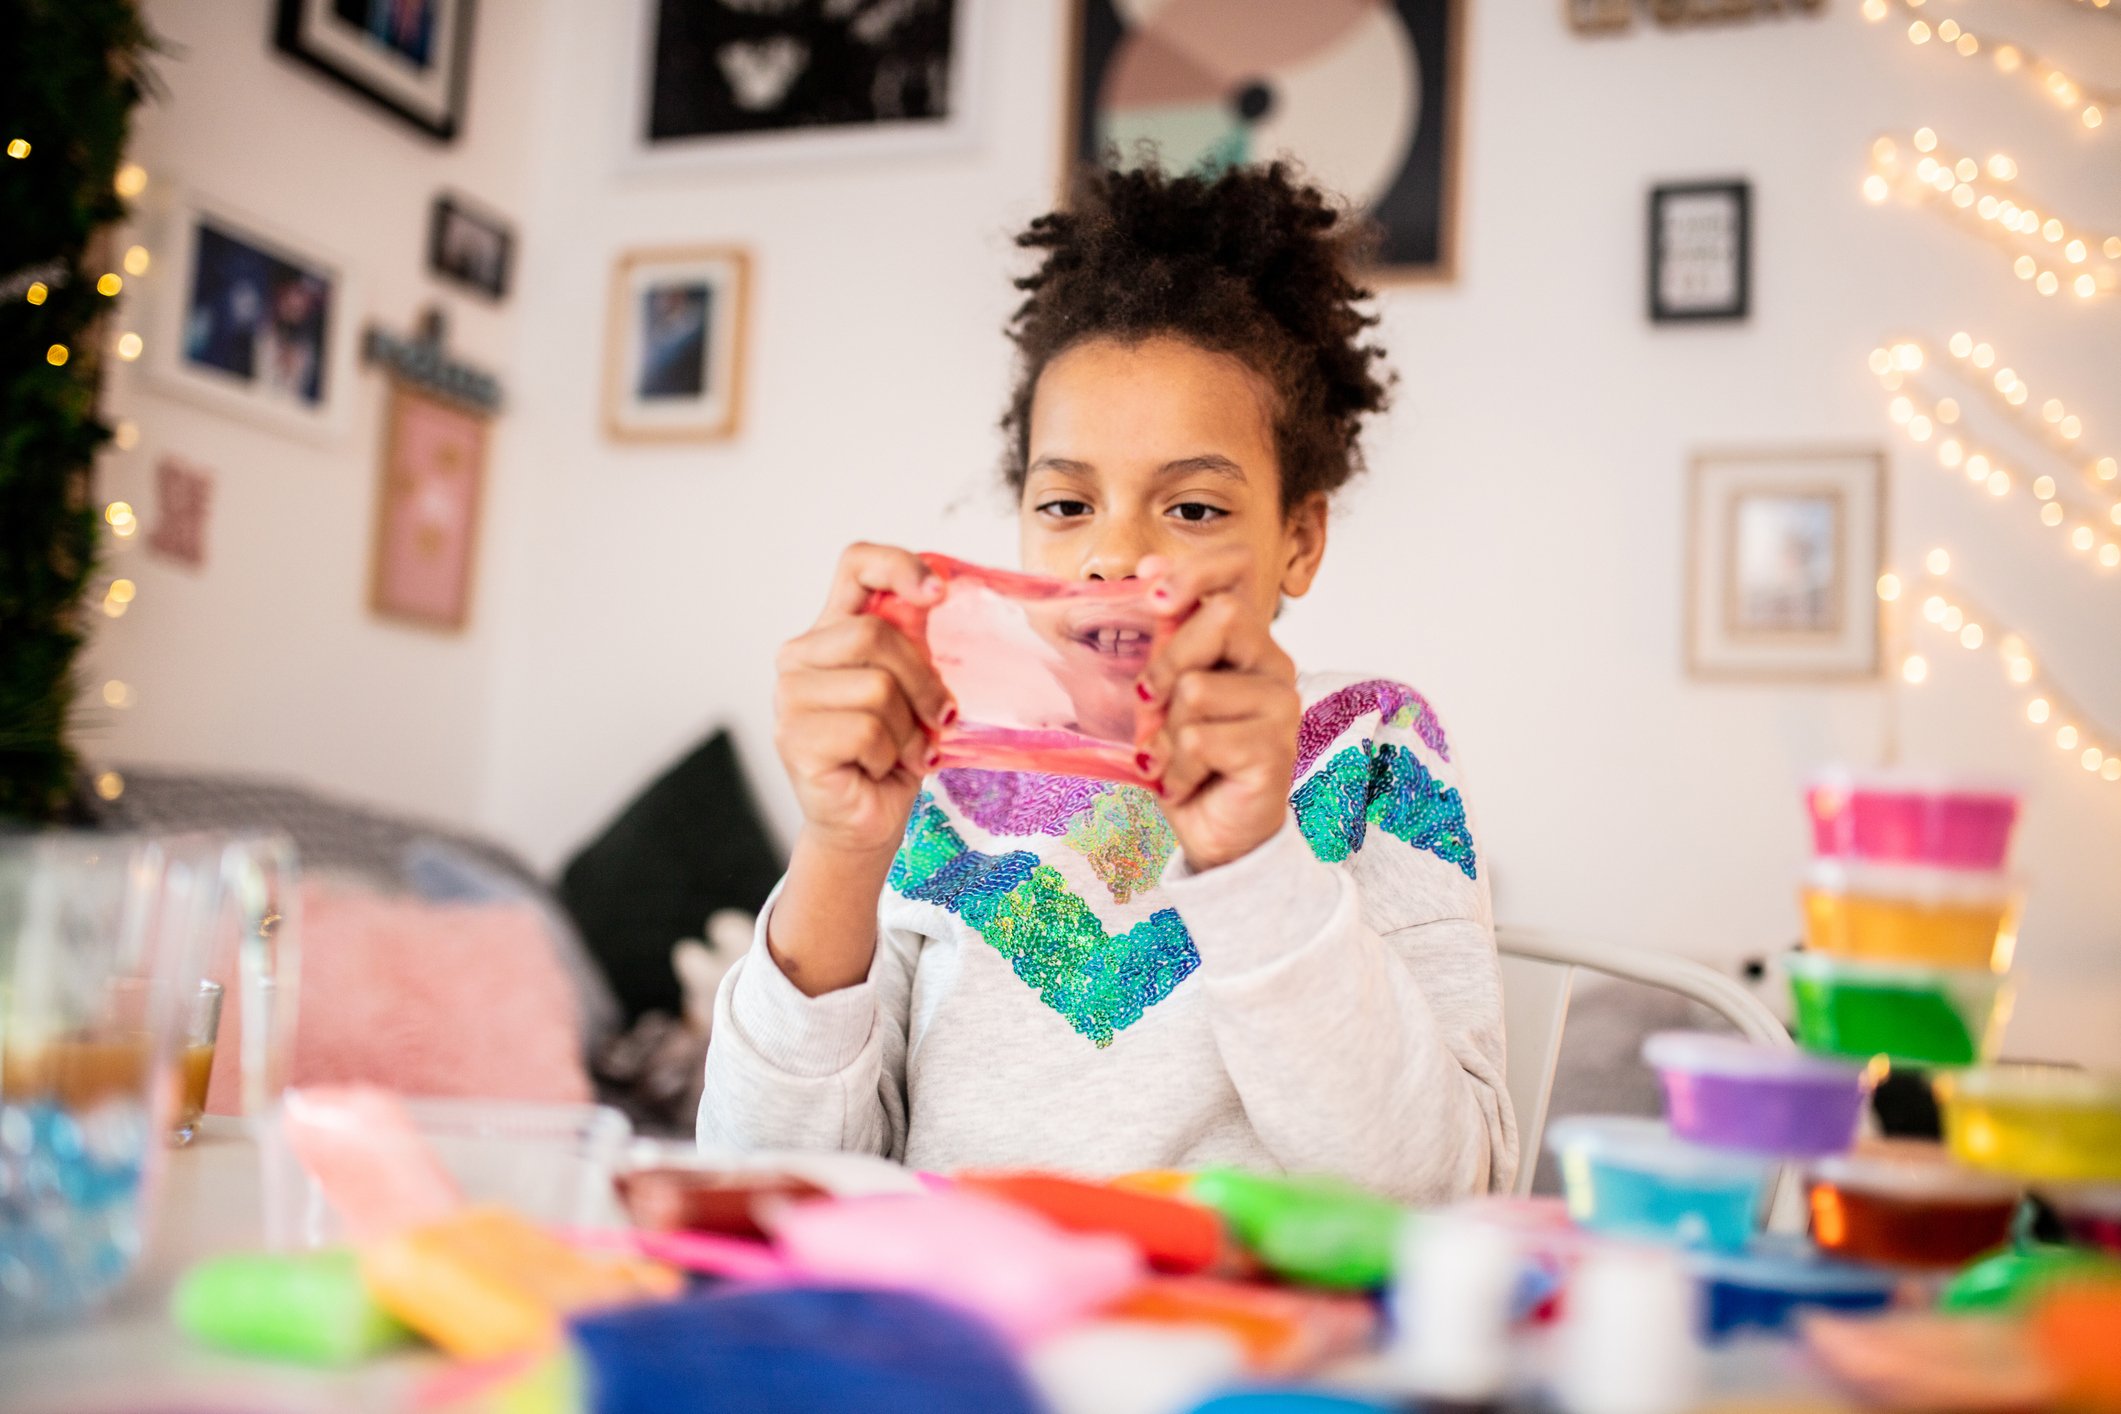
1791,767 -> 2022,1070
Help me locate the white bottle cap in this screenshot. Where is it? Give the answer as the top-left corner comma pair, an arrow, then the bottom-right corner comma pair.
1391,1213 -> 1520,1401
1551,1244 -> 1702,1414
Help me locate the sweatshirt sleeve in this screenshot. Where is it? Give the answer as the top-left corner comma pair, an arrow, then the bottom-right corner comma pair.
1159,708 -> 1517,1203
695,880 -> 918,1158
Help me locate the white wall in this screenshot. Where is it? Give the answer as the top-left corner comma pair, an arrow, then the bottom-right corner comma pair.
96,2 -> 2121,1063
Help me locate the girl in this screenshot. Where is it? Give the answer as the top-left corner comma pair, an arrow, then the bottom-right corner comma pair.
700,162 -> 1516,1202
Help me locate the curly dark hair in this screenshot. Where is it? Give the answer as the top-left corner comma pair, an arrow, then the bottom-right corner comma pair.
1001,160 -> 1394,512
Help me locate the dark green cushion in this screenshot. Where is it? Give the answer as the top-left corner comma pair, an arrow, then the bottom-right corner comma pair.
557,730 -> 783,1022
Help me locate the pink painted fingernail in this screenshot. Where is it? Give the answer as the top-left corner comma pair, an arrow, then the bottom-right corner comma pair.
1150,585 -> 1172,605
1135,680 -> 1154,703
940,703 -> 959,727
1135,751 -> 1154,775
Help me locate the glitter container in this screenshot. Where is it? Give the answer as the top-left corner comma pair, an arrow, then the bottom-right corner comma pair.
1545,1116 -> 1774,1253
1805,1141 -> 2022,1269
1645,1031 -> 1876,1156
1784,952 -> 2011,1069
2045,1185 -> 2121,1256
1799,861 -> 2021,973
1937,1065 -> 2121,1184
1804,768 -> 2021,871
1689,1237 -> 1901,1341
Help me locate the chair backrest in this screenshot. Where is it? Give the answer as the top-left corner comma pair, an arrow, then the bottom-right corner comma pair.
1496,952 -> 1572,1196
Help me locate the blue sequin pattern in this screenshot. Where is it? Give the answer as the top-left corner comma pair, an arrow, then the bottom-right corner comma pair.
1291,741 -> 1478,879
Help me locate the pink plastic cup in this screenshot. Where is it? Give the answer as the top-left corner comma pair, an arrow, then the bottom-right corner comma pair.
1804,769 -> 2021,871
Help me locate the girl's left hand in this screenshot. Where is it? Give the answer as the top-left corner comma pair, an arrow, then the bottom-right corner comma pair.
1133,552 -> 1301,872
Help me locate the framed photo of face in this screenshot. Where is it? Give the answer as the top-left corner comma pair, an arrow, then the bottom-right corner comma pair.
1064,0 -> 1465,281
602,246 -> 751,443
273,0 -> 476,141
1685,449 -> 1886,680
428,192 -> 513,300
146,194 -> 357,442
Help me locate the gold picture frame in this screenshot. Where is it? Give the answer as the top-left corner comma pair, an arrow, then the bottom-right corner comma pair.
602,245 -> 751,443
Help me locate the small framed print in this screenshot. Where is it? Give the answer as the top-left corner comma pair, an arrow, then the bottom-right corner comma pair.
147,193 -> 357,442
369,383 -> 488,631
1650,179 -> 1749,323
602,246 -> 750,443
273,0 -> 476,141
428,193 -> 513,300
1686,448 -> 1885,680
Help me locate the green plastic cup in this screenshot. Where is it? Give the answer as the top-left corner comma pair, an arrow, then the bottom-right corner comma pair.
1784,952 -> 2011,1068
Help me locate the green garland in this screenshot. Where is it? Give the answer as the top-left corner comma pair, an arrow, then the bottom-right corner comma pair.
0,0 -> 157,822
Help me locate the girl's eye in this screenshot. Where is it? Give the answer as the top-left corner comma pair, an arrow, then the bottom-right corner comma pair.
1168,502 -> 1227,524
1036,499 -> 1093,519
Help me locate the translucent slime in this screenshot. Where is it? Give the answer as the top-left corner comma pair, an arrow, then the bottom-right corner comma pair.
864,555 -> 1173,787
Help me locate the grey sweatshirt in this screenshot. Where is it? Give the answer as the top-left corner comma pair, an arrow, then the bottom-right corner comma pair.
698,672 -> 1518,1202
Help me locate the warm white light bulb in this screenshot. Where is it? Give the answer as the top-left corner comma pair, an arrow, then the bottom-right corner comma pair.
1948,331 -> 1973,357
1914,127 -> 1938,152
1876,573 -> 1903,601
2073,525 -> 2097,551
2084,747 -> 2104,772
2028,698 -> 2051,724
2058,724 -> 2080,749
1903,654 -> 1930,684
2042,502 -> 2066,526
1960,624 -> 1984,649
1988,470 -> 2012,496
1922,595 -> 1948,623
2034,476 -> 2057,500
1941,606 -> 1965,632
1926,548 -> 1952,575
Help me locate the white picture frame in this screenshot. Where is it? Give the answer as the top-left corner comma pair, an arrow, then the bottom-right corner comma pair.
620,0 -> 987,174
602,246 -> 751,443
1685,448 -> 1885,681
144,193 -> 359,444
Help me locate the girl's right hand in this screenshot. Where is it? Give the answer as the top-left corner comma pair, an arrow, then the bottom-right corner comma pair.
774,543 -> 954,858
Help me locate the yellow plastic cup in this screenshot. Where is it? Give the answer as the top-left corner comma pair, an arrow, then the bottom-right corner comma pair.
1799,862 -> 2020,972
1937,1065 -> 2121,1184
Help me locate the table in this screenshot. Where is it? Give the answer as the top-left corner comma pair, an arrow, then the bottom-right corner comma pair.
3,1121 -> 1857,1414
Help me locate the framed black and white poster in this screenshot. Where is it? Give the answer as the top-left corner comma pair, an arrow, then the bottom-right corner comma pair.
630,0 -> 984,168
1065,0 -> 1465,282
1650,179 -> 1750,323
427,193 -> 512,301
273,0 -> 476,141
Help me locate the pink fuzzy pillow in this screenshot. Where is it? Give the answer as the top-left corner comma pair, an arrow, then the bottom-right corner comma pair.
205,880 -> 591,1113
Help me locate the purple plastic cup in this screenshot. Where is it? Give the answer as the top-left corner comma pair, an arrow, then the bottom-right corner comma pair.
1645,1032 -> 1876,1156
1804,769 -> 2021,870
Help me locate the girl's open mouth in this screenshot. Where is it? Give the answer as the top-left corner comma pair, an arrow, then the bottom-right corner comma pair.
1060,611 -> 1156,670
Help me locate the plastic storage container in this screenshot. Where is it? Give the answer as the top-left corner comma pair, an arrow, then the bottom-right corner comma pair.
258,1098 -> 631,1249
1688,1239 -> 1900,1341
1804,769 -> 2020,870
1936,1066 -> 2121,1184
1644,1032 -> 1875,1156
1784,952 -> 2011,1068
2045,1185 -> 2121,1255
1799,862 -> 2020,972
1805,1141 -> 2021,1268
1545,1116 -> 1774,1253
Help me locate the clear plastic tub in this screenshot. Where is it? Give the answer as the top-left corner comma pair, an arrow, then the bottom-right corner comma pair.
1784,952 -> 2011,1068
1545,1116 -> 1775,1253
1688,1237 -> 1901,1341
258,1097 -> 631,1249
1936,1065 -> 2121,1184
1799,861 -> 2021,973
1644,1031 -> 1875,1156
1804,768 -> 2021,870
1805,1140 -> 2021,1268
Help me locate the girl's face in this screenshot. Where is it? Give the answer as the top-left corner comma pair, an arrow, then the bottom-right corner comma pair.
1018,335 -> 1328,622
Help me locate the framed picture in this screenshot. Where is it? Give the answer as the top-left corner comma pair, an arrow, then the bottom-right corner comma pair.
369,383 -> 488,631
1065,0 -> 1465,281
147,194 -> 357,442
1685,448 -> 1885,680
273,0 -> 476,141
602,247 -> 751,443
628,0 -> 985,169
1650,179 -> 1750,322
428,193 -> 512,300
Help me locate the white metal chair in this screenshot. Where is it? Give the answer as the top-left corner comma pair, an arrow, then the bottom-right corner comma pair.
1495,925 -> 1803,1227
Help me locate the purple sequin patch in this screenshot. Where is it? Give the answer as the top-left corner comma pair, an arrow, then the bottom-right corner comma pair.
939,769 -> 1108,838
1293,679 -> 1450,777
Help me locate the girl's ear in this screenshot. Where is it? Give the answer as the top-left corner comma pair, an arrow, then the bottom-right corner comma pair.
1279,492 -> 1329,599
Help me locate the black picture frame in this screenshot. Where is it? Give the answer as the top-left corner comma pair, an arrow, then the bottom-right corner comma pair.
1064,0 -> 1465,282
427,193 -> 513,301
1649,179 -> 1751,323
273,0 -> 476,142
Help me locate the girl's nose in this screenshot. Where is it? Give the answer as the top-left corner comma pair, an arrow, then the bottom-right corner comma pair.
1081,526 -> 1152,582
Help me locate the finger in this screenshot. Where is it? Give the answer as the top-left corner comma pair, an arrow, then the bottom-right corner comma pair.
780,616 -> 954,730
779,668 -> 921,756
1145,545 -> 1255,618
1165,669 -> 1300,731
817,542 -> 943,624
1136,597 -> 1250,707
779,709 -> 914,783
1158,718 -> 1292,808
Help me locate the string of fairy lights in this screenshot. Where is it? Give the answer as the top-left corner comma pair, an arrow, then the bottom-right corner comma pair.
11,134 -> 149,803
1868,339 -> 2121,576
1865,129 -> 2120,301
1862,0 -> 2120,130
1880,563 -> 2121,785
